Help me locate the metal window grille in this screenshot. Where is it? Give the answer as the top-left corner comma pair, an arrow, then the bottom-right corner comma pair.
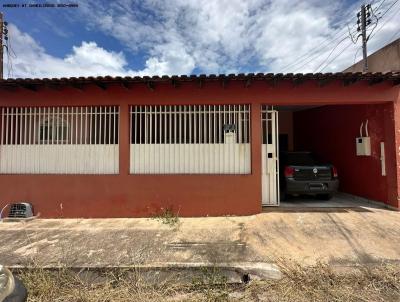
0,106 -> 119,174
130,104 -> 251,174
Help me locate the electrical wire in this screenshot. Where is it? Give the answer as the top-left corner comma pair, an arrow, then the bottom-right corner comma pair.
378,0 -> 399,17
369,0 -> 400,41
304,0 -> 399,73
7,45 -> 14,78
365,0 -> 399,41
353,46 -> 362,64
318,41 -> 354,72
3,27 -> 10,77
349,0 -> 400,71
365,4 -> 381,41
288,29 -> 357,73
280,29 -> 350,73
374,0 -> 387,12
3,22 -> 16,78
312,35 -> 354,72
279,0 -> 364,72
6,29 -> 17,59
292,27 -> 358,73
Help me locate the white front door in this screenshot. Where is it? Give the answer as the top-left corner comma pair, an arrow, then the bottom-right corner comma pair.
261,106 -> 279,206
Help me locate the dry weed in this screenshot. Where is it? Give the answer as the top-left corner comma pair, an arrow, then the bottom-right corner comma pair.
14,260 -> 400,302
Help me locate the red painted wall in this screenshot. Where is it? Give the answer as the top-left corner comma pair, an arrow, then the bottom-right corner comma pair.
294,103 -> 397,207
0,79 -> 399,217
278,111 -> 294,150
392,94 -> 400,209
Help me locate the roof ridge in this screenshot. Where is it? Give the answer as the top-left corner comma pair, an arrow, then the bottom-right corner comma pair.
0,71 -> 399,82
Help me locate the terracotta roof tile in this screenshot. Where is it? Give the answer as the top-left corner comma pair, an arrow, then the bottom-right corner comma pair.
0,72 -> 399,88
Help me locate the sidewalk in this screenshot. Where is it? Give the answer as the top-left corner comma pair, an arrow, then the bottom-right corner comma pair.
1,205 -> 399,275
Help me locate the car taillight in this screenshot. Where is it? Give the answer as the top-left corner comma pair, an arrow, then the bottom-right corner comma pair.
332,166 -> 338,178
284,166 -> 295,178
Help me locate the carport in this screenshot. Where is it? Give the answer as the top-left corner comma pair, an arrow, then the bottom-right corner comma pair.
274,101 -> 396,209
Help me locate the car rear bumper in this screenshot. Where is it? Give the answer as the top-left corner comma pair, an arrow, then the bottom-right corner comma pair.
285,178 -> 339,195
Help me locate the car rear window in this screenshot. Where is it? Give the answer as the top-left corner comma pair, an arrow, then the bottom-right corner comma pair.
285,153 -> 316,165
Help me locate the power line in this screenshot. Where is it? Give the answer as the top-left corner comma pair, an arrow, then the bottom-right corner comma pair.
291,27 -> 358,73
283,2 -> 374,73
312,35 -> 354,72
369,0 -> 400,40
352,4 -> 374,71
280,29 -> 348,72
374,0 -> 387,12
318,41 -> 354,72
353,46 -> 362,64
379,0 -> 399,16
287,0 -> 399,73
349,0 -> 399,71
0,16 -> 15,78
279,1 -> 364,72
0,12 -> 3,79
289,29 -> 356,73
350,0 -> 400,69
6,38 -> 14,78
310,2 -> 379,73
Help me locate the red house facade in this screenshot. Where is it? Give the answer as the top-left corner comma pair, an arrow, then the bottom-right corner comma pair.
0,72 -> 399,218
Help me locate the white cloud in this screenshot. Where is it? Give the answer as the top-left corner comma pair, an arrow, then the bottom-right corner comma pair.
64,42 -> 126,70
5,23 -> 195,78
75,0 -> 400,74
72,1 -> 321,74
137,41 -> 196,75
5,25 -> 139,78
6,0 -> 400,78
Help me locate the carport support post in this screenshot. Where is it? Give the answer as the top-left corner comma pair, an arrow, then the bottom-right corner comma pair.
251,103 -> 262,209
119,104 -> 130,175
391,99 -> 400,209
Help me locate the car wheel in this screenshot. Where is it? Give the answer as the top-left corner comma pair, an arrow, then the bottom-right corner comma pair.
317,194 -> 332,200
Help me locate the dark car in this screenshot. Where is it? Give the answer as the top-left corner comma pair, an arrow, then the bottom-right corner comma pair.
280,151 -> 339,200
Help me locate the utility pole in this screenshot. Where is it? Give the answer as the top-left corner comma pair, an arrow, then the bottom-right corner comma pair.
356,4 -> 372,72
0,11 -> 3,79
361,4 -> 368,71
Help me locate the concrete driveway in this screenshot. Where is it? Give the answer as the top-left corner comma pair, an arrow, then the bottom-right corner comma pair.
1,200 -> 399,272
279,192 -> 389,208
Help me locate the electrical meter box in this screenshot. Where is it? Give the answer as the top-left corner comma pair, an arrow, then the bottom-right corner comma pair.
223,124 -> 236,144
224,132 -> 236,144
356,137 -> 371,156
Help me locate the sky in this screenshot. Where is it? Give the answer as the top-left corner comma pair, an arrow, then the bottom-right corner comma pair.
1,0 -> 400,78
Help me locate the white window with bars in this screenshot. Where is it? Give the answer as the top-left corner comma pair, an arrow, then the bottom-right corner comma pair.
0,106 -> 119,174
130,104 -> 251,174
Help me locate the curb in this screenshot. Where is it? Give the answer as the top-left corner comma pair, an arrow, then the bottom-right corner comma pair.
9,262 -> 282,284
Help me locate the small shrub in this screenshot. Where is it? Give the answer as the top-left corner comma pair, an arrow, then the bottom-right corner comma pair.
151,207 -> 180,227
